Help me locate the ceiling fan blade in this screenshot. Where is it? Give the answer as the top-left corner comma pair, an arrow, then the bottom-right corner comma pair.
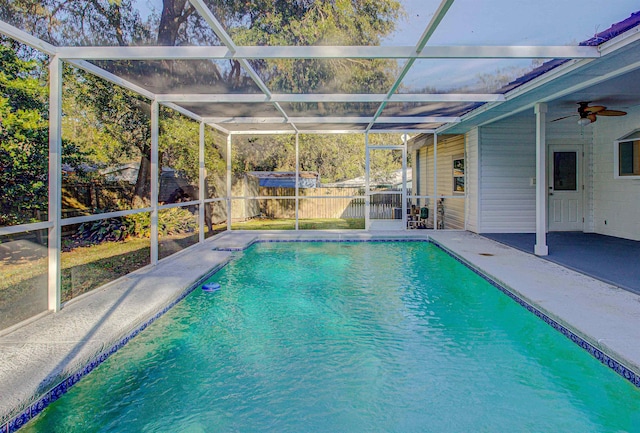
588,113 -> 597,123
596,109 -> 627,116
550,114 -> 577,122
583,105 -> 606,114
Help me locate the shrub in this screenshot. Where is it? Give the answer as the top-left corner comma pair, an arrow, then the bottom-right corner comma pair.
157,207 -> 196,236
77,217 -> 134,243
76,207 -> 196,244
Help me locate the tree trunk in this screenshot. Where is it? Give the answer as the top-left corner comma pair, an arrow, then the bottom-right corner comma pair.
157,0 -> 189,45
132,151 -> 152,207
203,177 -> 213,232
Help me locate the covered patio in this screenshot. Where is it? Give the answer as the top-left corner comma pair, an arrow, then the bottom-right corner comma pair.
483,232 -> 640,294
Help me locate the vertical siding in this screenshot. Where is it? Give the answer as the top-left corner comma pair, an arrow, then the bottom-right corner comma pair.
479,116 -> 537,233
591,105 -> 640,241
466,127 -> 479,232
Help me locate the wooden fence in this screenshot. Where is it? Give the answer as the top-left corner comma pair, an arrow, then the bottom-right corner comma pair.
259,187 -> 405,220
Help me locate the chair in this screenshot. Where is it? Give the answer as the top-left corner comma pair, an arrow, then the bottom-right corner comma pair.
417,207 -> 429,228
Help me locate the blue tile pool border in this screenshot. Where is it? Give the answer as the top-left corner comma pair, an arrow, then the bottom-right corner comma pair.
4,259 -> 230,432
429,239 -> 640,390
7,237 -> 639,431
213,237 -> 429,252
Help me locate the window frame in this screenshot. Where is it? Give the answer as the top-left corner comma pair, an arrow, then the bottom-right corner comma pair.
452,154 -> 465,194
614,129 -> 640,179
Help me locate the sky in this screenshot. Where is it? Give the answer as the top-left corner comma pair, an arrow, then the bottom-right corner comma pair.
392,0 -> 640,92
69,0 -> 640,94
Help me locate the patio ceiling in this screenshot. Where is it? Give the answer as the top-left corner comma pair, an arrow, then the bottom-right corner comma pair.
1,0 -> 640,134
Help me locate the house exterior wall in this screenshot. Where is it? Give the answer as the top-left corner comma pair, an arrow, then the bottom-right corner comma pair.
591,105 -> 640,241
412,134 -> 466,229
477,116 -> 537,233
471,114 -> 595,234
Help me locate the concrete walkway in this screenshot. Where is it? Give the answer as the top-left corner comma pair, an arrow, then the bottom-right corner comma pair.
1,230 -> 639,428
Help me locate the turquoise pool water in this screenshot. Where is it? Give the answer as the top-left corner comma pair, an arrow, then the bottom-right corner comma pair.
23,242 -> 640,432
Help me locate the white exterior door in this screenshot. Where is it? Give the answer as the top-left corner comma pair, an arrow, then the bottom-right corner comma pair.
548,145 -> 583,231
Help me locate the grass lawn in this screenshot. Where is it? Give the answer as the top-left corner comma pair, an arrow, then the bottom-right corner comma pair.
231,218 -> 365,230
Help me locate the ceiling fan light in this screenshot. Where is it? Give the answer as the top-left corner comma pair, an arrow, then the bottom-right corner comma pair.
577,117 -> 592,126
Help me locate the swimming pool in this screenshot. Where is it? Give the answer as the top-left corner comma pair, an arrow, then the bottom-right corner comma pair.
20,241 -> 640,432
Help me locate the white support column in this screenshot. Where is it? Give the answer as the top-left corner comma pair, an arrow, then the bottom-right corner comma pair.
199,121 -> 205,243
364,133 -> 371,230
534,103 -> 549,256
433,133 -> 438,230
226,134 -> 232,231
401,134 -> 408,230
295,133 -> 300,230
48,55 -> 62,311
150,101 -> 159,265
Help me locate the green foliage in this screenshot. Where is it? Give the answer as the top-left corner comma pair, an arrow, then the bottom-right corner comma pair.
0,37 -> 91,225
0,37 -> 48,225
123,211 -> 151,238
76,206 -> 196,245
159,107 -> 199,184
231,133 -> 403,184
77,216 -> 135,243
157,207 -> 197,236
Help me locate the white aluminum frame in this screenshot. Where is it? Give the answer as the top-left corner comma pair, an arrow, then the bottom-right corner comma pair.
56,45 -> 599,61
199,122 -> 206,242
48,55 -> 62,312
534,103 -> 549,256
150,101 -> 160,265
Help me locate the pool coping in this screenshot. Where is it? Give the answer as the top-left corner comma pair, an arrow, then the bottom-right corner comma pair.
2,230 -> 640,431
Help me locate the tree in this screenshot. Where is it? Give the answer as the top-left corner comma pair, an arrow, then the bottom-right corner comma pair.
0,36 -> 49,225
2,0 -> 405,208
0,37 -> 87,225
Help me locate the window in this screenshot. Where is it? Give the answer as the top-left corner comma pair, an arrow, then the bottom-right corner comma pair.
615,130 -> 640,179
453,156 -> 465,193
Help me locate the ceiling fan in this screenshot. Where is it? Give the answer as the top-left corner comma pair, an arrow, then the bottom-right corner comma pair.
551,101 -> 627,125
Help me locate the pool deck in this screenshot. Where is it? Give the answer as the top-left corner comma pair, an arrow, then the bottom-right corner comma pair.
2,230 -> 640,427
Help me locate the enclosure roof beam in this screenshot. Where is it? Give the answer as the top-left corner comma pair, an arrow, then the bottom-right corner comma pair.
227,128 -> 437,135
0,21 -> 57,55
155,93 -> 505,103
66,60 -> 156,101
187,0 -> 293,130
367,0 -> 456,131
55,45 -> 599,60
202,116 -> 460,124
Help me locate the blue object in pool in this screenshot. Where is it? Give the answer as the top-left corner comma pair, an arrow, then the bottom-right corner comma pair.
202,282 -> 221,292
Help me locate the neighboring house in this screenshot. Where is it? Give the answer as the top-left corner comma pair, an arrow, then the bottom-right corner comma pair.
100,163 -> 139,184
409,12 -> 640,242
248,171 -> 320,188
325,169 -> 412,190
